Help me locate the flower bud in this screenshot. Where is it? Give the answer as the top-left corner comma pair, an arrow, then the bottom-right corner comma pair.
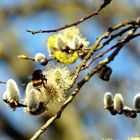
24,89 -> 46,115
136,16 -> 140,24
18,54 -> 27,59
133,93 -> 140,110
114,93 -> 124,114
110,110 -> 117,115
98,66 -> 112,81
131,113 -> 137,118
40,58 -> 48,66
67,35 -> 79,50
104,92 -> 113,109
72,35 -> 80,49
6,79 -> 20,100
25,82 -> 33,94
35,53 -> 48,66
56,35 -> 67,51
3,79 -> 20,110
35,53 -> 45,62
123,106 -> 137,118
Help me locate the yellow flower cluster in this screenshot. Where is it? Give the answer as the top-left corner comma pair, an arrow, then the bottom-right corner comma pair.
47,34 -> 58,50
54,51 -> 78,64
47,26 -> 89,64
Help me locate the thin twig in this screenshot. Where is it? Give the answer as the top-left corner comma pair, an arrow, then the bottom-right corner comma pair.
27,0 -> 112,35
74,19 -> 138,76
80,18 -> 139,70
102,26 -> 134,46
82,31 -> 140,70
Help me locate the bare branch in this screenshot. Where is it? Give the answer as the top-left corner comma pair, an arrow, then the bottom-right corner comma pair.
26,0 -> 112,35
82,30 -> 140,70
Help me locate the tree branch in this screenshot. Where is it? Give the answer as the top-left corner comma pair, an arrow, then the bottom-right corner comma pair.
26,0 -> 112,34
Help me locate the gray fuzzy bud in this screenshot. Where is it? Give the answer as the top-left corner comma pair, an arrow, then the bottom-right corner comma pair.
35,53 -> 48,66
56,35 -> 66,51
35,53 -> 46,62
3,79 -> 20,110
104,92 -> 113,109
24,89 -> 46,115
5,79 -> 20,102
3,91 -> 8,101
114,93 -> 124,114
25,82 -> 33,95
24,89 -> 40,112
133,93 -> 140,110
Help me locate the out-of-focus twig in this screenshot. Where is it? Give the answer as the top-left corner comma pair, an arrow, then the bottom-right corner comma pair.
0,111 -> 27,140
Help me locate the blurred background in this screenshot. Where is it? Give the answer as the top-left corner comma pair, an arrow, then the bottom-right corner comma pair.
0,0 -> 140,140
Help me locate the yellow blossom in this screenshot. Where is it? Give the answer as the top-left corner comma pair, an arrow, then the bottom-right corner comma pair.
47,34 -> 58,50
47,26 -> 89,64
53,50 -> 78,64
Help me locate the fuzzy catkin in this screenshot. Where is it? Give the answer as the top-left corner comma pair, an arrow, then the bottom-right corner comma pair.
104,92 -> 113,109
133,93 -> 140,110
6,79 -> 20,101
24,89 -> 47,115
3,79 -> 20,110
45,63 -> 75,93
114,93 -> 124,114
24,89 -> 40,111
35,53 -> 45,62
